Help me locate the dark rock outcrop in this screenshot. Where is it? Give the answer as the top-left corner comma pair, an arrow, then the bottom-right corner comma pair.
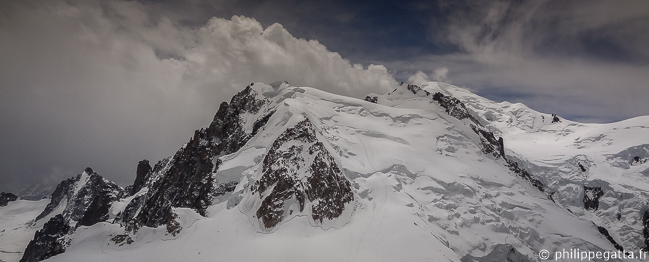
471,125 -> 506,160
406,84 -> 421,94
20,215 -> 71,262
110,234 -> 134,246
432,92 -> 480,125
131,160 -> 152,195
251,118 -> 354,229
631,156 -> 647,165
364,96 -> 378,103
578,163 -> 587,172
551,114 -> 561,123
497,137 -> 506,159
406,84 -> 431,96
583,186 -> 604,211
507,160 -> 547,194
643,209 -> 649,250
0,192 -> 18,206
129,85 -> 271,232
597,225 -> 624,251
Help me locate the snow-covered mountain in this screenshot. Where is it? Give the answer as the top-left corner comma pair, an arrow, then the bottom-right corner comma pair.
1,81 -> 648,262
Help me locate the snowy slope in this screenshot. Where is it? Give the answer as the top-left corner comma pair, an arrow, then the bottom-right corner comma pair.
4,81 -> 648,262
0,199 -> 48,262
415,82 -> 649,251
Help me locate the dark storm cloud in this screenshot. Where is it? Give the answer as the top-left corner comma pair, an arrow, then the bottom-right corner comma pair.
0,0 -> 395,192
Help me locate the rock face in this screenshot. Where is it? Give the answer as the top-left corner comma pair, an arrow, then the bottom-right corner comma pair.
0,192 -> 18,206
78,177 -> 124,226
126,86 -> 273,231
131,160 -> 152,195
23,168 -> 124,262
251,118 -> 354,229
35,168 -> 125,223
583,186 -> 604,211
117,194 -> 146,232
20,214 -> 70,262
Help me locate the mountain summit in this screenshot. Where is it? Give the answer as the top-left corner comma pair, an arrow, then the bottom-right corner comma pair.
1,82 -> 648,261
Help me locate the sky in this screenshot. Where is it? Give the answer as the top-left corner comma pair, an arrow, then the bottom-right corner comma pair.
1,0 -> 648,193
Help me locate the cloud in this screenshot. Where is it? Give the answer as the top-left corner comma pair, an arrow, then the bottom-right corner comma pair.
432,67 -> 449,82
185,15 -> 396,97
407,71 -> 429,86
0,0 -> 396,190
386,0 -> 649,122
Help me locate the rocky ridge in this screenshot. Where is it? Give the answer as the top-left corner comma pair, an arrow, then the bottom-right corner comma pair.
118,85 -> 276,234
21,168 -> 124,262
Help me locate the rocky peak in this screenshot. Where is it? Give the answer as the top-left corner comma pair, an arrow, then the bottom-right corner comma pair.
22,168 -> 125,261
131,160 -> 152,195
33,168 -> 124,228
127,85 -> 274,232
206,85 -> 268,153
250,118 -> 354,229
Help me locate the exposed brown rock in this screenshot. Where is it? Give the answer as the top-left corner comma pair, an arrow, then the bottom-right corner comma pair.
252,119 -> 353,229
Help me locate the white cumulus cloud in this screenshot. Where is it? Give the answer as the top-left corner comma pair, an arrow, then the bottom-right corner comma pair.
0,0 -> 397,188
407,71 -> 430,86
